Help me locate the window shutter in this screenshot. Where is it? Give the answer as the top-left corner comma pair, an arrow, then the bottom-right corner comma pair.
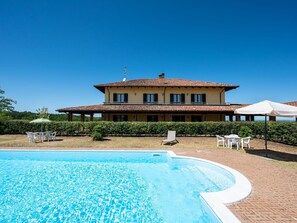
113,115 -> 117,122
113,93 -> 117,102
181,94 -> 185,103
202,94 -> 206,104
124,93 -> 128,103
191,94 -> 194,103
124,115 -> 128,121
170,94 -> 173,103
143,94 -> 147,103
154,94 -> 158,103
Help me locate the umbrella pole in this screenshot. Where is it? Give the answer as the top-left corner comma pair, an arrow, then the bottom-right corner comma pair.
264,115 -> 268,157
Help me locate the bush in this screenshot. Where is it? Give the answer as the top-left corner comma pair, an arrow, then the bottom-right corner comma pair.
92,123 -> 107,141
92,132 -> 103,141
238,126 -> 253,137
92,123 -> 107,137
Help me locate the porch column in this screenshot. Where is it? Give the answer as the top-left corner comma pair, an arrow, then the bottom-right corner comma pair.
229,115 -> 233,122
67,112 -> 73,121
269,116 -> 276,121
90,113 -> 94,122
80,114 -> 85,122
235,115 -> 241,121
251,115 -> 255,121
296,117 -> 297,122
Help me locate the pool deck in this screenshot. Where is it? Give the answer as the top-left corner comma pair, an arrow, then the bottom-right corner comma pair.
171,147 -> 297,223
1,137 -> 297,222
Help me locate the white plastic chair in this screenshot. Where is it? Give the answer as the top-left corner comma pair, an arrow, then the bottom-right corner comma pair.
27,132 -> 41,143
26,132 -> 34,142
49,132 -> 56,141
241,137 -> 251,149
229,137 -> 240,150
216,135 -> 225,147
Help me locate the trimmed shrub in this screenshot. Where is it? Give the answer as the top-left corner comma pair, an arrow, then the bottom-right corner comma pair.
92,132 -> 103,141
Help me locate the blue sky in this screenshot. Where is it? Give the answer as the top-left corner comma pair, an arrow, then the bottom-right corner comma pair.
0,0 -> 296,113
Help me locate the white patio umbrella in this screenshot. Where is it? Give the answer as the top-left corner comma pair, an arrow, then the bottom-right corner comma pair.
30,118 -> 51,132
235,100 -> 297,156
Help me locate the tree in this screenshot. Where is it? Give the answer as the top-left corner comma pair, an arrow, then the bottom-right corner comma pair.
0,88 -> 16,112
0,88 -> 16,120
36,107 -> 50,119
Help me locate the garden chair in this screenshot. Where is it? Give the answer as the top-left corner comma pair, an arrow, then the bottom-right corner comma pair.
241,137 -> 251,149
26,132 -> 34,143
161,131 -> 178,145
49,132 -> 56,141
216,135 -> 225,147
229,137 -> 240,150
26,132 -> 41,143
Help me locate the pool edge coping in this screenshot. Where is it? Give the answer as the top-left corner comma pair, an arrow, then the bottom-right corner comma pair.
169,150 -> 252,223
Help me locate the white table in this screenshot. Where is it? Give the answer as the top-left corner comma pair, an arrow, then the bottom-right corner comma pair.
224,134 -> 241,149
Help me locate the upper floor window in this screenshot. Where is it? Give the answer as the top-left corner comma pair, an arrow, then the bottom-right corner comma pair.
170,94 -> 185,104
191,94 -> 206,104
113,93 -> 128,103
143,94 -> 158,104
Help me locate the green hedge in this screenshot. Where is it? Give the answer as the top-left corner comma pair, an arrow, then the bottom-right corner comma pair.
0,120 -> 296,146
0,120 -> 98,136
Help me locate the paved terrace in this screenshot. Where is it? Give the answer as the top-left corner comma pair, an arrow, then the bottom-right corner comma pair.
1,136 -> 297,222
171,145 -> 297,222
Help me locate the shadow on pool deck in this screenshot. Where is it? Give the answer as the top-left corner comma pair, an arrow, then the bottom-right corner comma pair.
245,148 -> 297,162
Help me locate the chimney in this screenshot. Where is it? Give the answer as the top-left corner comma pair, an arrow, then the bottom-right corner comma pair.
158,73 -> 165,79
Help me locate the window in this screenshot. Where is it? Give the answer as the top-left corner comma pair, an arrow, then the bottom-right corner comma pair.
191,94 -> 206,104
113,115 -> 128,122
143,94 -> 158,104
147,115 -> 158,122
113,93 -> 128,103
170,94 -> 185,104
191,115 -> 203,122
172,115 -> 185,122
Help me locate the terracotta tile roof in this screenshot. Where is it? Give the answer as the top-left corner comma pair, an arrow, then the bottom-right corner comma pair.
57,104 -> 246,113
285,101 -> 297,107
94,78 -> 239,93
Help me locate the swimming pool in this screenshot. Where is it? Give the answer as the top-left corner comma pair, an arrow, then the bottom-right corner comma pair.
0,150 -> 251,222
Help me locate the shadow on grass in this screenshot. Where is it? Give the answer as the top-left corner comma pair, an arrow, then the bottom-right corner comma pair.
245,149 -> 297,162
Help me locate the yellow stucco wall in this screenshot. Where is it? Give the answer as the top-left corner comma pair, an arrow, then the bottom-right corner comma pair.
106,86 -> 225,104
103,86 -> 226,122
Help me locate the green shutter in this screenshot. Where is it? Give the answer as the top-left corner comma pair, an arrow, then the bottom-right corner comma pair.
154,94 -> 158,103
202,94 -> 206,104
124,94 -> 128,103
113,93 -> 117,102
170,94 -> 173,103
143,94 -> 147,103
181,94 -> 185,103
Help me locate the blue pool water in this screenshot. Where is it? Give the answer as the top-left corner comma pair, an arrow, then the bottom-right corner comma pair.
0,150 -> 235,222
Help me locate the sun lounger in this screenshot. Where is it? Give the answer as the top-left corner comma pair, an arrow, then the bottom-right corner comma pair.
161,131 -> 178,145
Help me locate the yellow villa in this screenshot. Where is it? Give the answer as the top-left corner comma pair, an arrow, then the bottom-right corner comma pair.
57,73 -> 248,122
